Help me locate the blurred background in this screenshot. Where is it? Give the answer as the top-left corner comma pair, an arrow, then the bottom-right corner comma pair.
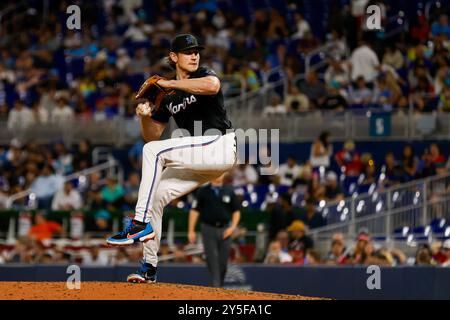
0,0 -> 450,281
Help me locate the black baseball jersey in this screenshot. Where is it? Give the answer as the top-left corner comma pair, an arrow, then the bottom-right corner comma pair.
151,66 -> 233,135
192,184 -> 240,225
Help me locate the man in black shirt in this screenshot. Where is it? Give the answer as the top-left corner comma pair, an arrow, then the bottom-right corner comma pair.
107,34 -> 237,283
299,198 -> 326,229
188,174 -> 241,287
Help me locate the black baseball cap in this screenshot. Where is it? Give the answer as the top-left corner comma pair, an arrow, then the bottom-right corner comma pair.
170,34 -> 205,52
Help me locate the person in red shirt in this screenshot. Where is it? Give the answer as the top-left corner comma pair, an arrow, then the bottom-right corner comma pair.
29,211 -> 62,242
411,15 -> 431,44
429,143 -> 447,174
335,140 -> 362,177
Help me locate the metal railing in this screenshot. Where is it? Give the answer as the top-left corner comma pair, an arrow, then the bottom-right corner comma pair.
5,158 -> 123,209
311,172 -> 450,242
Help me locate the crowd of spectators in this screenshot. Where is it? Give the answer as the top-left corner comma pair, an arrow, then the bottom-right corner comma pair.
1,133 -> 449,267
264,228 -> 450,267
1,0 -> 449,132
1,1 -> 450,266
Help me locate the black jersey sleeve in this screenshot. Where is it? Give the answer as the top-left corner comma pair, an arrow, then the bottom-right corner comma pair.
194,66 -> 219,79
150,98 -> 171,123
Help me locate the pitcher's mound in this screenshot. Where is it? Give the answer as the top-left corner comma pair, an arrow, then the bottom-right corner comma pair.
0,282 -> 322,300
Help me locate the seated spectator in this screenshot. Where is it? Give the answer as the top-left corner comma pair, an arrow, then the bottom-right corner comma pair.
429,143 -> 447,174
299,71 -> 327,109
441,240 -> 450,267
284,85 -> 310,113
53,141 -> 74,175
238,63 -> 260,92
262,95 -> 287,116
380,151 -> 404,187
29,211 -> 62,243
101,177 -> 125,211
348,76 -> 373,106
359,241 -> 392,266
129,47 -> 150,74
324,238 -> 348,265
335,140 -> 362,177
323,171 -> 344,203
7,100 -> 33,130
31,101 -> 49,125
128,138 -> 144,171
299,198 -> 326,229
30,165 -> 64,209
267,193 -> 301,240
93,101 -> 110,121
310,131 -> 333,171
418,149 -> 437,178
320,81 -> 347,111
411,76 -> 436,112
415,244 -> 437,266
438,80 -> 450,112
402,144 -> 419,181
287,220 -> 314,264
231,164 -> 259,187
277,155 -> 301,187
324,58 -> 350,90
382,44 -> 404,70
82,246 -> 109,266
304,250 -> 321,265
91,209 -> 111,235
51,97 -> 74,125
348,231 -> 370,264
73,139 -> 93,171
123,172 -> 141,209
263,240 -> 293,264
86,188 -> 105,210
115,48 -> 131,71
291,163 -> 313,206
275,230 -> 290,252
124,20 -> 154,43
360,160 -> 378,189
51,181 -> 83,210
431,14 -> 450,38
326,30 -> 347,60
112,247 -> 131,265
291,12 -> 311,40
371,72 -> 401,111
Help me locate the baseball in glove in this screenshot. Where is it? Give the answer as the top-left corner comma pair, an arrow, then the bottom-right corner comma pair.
135,75 -> 175,111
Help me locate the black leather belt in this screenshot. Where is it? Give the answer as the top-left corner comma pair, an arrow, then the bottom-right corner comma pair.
203,221 -> 228,228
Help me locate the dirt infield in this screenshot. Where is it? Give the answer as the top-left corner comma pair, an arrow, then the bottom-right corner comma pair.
0,282 -> 321,300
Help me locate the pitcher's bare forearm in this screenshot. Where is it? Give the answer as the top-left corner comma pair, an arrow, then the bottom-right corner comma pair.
140,116 -> 166,142
159,76 -> 220,95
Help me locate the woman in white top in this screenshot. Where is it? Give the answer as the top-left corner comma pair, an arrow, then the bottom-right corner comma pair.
310,131 -> 333,170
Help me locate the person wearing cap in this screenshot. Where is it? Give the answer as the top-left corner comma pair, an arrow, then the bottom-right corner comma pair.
323,171 -> 344,203
107,34 -> 237,284
349,231 -> 371,264
335,140 -> 362,177
287,220 -> 314,264
187,173 -> 241,287
442,240 -> 450,267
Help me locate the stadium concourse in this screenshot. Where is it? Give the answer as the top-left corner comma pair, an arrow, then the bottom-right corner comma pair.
0,0 -> 450,274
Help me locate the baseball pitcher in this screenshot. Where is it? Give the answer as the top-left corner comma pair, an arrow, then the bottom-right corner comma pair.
106,34 -> 237,283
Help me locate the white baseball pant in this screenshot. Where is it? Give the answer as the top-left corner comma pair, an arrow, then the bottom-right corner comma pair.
133,132 -> 237,267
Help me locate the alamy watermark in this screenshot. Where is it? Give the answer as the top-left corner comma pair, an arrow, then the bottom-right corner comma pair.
66,5 -> 81,30
365,5 -> 382,31
66,264 -> 81,290
165,121 -> 279,176
366,265 -> 381,290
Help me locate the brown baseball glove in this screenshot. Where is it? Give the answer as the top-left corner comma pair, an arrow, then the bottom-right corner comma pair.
135,75 -> 175,110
